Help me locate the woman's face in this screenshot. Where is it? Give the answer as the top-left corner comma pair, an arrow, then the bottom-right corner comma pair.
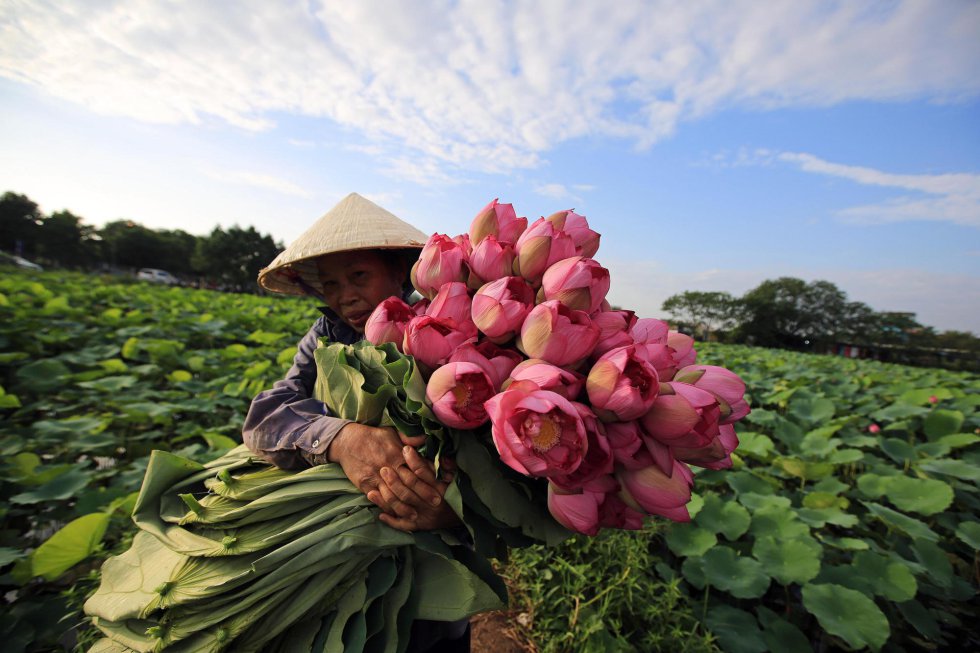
316,250 -> 405,332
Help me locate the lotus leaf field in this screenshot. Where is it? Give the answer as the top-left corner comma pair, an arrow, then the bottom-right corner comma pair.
1,268 -> 977,652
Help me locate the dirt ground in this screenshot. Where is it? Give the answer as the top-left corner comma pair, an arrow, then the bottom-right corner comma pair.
469,610 -> 533,653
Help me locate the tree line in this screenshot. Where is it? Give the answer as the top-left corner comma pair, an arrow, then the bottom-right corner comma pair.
0,191 -> 282,292
662,281 -> 979,370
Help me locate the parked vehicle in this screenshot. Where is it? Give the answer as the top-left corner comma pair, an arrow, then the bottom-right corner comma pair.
0,252 -> 44,271
137,268 -> 179,285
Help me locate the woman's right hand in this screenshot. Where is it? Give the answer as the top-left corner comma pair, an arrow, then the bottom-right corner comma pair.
327,422 -> 443,516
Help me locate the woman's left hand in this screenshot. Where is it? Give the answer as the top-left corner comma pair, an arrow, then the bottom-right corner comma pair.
368,447 -> 461,532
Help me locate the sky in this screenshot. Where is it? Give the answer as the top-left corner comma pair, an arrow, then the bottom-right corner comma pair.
1,0 -> 979,333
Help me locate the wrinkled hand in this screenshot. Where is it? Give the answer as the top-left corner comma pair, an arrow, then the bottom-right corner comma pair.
369,448 -> 461,532
327,423 -> 441,513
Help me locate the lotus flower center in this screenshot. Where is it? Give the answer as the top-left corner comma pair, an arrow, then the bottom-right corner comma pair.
625,359 -> 652,393
525,413 -> 562,452
451,383 -> 472,408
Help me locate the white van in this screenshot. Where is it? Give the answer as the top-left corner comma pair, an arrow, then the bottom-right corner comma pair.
137,268 -> 179,285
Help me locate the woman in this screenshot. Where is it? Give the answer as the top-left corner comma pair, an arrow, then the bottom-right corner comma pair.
242,193 -> 468,651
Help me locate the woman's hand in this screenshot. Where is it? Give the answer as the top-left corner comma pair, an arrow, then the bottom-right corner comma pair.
327,423 -> 443,513
370,447 -> 462,532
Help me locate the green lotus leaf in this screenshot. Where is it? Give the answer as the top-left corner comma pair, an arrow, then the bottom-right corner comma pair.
880,438 -> 915,464
756,607 -> 810,652
856,473 -> 892,498
861,502 -> 938,542
897,388 -> 952,405
693,493 -> 751,540
701,546 -> 770,599
77,375 -> 139,392
31,512 -> 111,581
923,409 -> 964,439
918,459 -> 980,482
796,506 -> 858,528
819,536 -> 869,551
774,456 -> 834,481
704,605 -> 766,653
896,599 -> 941,642
910,539 -> 952,589
753,535 -> 821,586
680,556 -> 706,589
738,493 -> 791,512
849,551 -> 917,602
812,477 -> 849,495
827,448 -> 864,464
748,504 -> 809,540
726,471 -> 777,496
10,467 -> 92,504
665,523 -> 717,557
956,521 -> 980,549
885,476 -> 954,515
788,394 -> 835,427
15,358 -> 70,393
734,431 -> 775,460
802,583 -> 889,651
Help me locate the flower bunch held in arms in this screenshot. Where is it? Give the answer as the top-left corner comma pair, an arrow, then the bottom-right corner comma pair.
365,198 -> 750,536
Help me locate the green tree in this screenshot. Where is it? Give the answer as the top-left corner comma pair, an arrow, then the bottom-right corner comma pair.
0,191 -> 42,258
192,225 -> 282,291
737,277 -> 851,349
661,291 -> 738,340
35,210 -> 101,268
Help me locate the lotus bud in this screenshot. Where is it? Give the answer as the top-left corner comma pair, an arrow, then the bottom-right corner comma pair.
591,309 -> 637,359
617,460 -> 694,522
540,256 -> 611,314
505,358 -> 585,400
672,424 -> 739,470
673,365 -> 749,424
631,318 -> 669,345
449,341 -> 522,390
402,315 -> 475,375
468,234 -> 517,287
641,382 -> 721,449
411,234 -> 469,299
544,209 -> 600,258
586,345 -> 660,422
472,276 -> 536,343
513,218 -> 576,286
667,331 -> 697,368
426,282 -> 477,338
549,403 -> 614,490
426,361 -> 495,429
470,198 -> 527,245
518,300 -> 599,368
364,296 -> 416,351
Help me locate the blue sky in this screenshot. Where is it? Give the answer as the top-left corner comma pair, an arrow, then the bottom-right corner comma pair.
1,1 -> 978,333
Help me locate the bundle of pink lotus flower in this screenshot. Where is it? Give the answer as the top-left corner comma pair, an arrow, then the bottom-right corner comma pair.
364,199 -> 749,536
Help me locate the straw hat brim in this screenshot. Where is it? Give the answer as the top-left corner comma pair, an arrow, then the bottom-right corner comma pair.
258,193 -> 428,296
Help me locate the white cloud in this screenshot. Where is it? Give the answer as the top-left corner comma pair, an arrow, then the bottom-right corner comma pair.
779,152 -> 980,227
532,182 -> 593,204
201,168 -> 312,198
1,1 -> 978,177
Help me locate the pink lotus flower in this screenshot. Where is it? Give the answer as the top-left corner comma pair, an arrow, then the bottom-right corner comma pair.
411,234 -> 469,299
544,210 -> 600,258
868,424 -> 881,434
364,296 -> 415,350
470,199 -> 527,245
484,380 -> 589,478
449,341 -> 522,390
631,318 -> 669,346
599,496 -> 645,530
618,460 -> 694,522
412,297 -> 430,315
426,282 -> 477,338
586,345 -> 660,422
673,365 -> 749,424
667,331 -> 697,368
928,395 -> 938,404
513,218 -> 576,286
518,300 -> 599,368
637,343 -> 679,382
605,420 -> 649,469
672,424 -> 739,470
472,276 -> 536,343
641,382 -> 721,449
591,309 -> 637,359
549,403 -> 614,490
540,256 -> 611,314
402,315 -> 475,374
426,361 -> 495,429
468,234 -> 516,286
548,484 -> 604,535
505,358 -> 585,400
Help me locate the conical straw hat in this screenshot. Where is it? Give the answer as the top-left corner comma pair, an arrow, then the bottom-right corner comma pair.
258,192 -> 429,296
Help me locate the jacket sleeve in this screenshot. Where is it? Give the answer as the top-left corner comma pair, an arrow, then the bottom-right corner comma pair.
242,319 -> 353,470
